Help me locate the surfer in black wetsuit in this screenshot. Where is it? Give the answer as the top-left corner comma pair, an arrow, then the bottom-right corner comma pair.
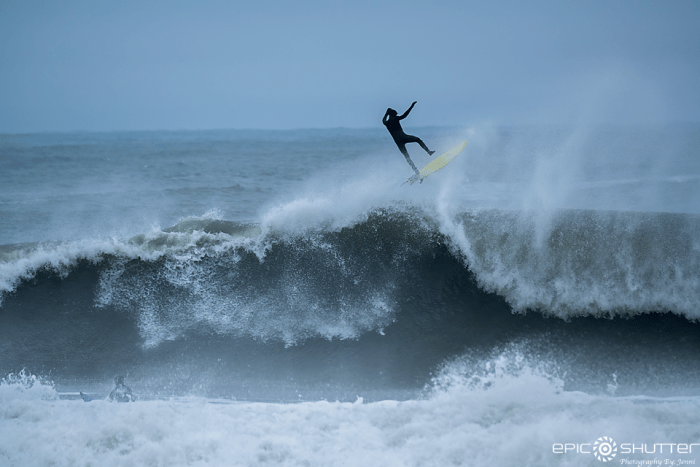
383,101 -> 435,178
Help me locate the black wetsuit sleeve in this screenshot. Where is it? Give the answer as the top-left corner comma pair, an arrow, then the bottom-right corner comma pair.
398,101 -> 416,120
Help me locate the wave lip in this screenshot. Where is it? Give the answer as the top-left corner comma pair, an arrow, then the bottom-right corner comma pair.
446,208 -> 700,320
0,214 -> 263,300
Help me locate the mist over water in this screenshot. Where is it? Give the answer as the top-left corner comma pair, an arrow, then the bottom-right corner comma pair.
2,125 -> 700,465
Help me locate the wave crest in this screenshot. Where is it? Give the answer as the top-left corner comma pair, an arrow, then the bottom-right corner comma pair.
444,209 -> 700,318
2,207 -> 699,349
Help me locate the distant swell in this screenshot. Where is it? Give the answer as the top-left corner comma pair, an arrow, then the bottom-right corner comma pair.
1,206 -> 699,349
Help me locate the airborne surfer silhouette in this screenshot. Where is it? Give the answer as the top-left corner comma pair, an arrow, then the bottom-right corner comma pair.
383,101 -> 435,180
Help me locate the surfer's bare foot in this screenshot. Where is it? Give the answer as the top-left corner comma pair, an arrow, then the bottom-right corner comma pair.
428,150 -> 435,156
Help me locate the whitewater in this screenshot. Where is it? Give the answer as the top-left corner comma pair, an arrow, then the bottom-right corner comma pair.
1,126 -> 700,466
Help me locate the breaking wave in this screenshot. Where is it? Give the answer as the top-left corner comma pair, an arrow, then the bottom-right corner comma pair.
1,204 -> 699,349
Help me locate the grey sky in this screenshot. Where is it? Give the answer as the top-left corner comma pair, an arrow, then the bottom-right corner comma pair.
1,0 -> 698,132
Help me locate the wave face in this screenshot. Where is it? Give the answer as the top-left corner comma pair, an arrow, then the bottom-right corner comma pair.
3,207 -> 699,345
95,211 -> 426,347
1,209 -> 433,346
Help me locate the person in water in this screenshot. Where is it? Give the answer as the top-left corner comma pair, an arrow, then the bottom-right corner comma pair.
80,375 -> 135,402
383,101 -> 435,178
109,375 -> 135,403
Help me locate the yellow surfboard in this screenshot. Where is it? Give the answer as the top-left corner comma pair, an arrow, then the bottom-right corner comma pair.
405,140 -> 467,185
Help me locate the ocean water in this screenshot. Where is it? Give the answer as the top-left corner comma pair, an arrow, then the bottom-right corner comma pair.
1,125 -> 700,466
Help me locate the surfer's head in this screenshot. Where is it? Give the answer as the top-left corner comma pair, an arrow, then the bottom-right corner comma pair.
387,108 -> 397,117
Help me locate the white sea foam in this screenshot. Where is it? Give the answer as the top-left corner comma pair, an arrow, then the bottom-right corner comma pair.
2,354 -> 699,467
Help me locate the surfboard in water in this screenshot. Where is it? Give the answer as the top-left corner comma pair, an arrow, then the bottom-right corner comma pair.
404,140 -> 467,185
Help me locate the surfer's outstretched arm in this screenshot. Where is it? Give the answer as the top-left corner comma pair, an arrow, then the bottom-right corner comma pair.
399,101 -> 417,120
